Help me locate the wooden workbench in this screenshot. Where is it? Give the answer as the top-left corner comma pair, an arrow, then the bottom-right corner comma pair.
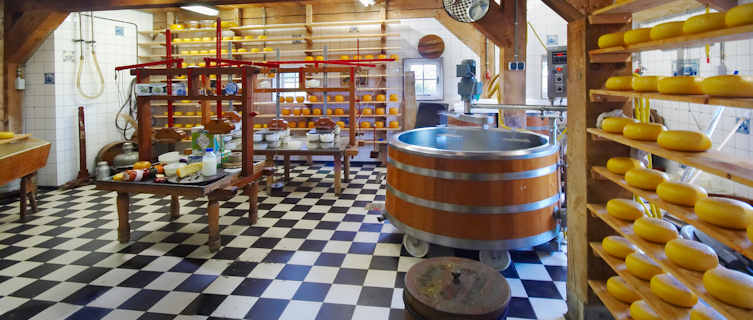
0,136 -> 51,220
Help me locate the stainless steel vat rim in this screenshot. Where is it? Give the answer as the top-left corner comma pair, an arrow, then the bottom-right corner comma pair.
387,157 -> 557,181
387,184 -> 560,214
389,127 -> 559,160
384,211 -> 559,251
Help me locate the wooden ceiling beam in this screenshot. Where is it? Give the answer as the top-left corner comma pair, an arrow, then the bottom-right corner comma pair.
15,0 -> 304,12
4,9 -> 69,63
541,0 -> 585,22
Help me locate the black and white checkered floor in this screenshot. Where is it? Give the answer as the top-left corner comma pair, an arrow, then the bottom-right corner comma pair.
0,163 -> 567,320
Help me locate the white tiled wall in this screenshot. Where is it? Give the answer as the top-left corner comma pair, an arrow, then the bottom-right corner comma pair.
526,0 -> 567,102
635,0 -> 753,198
21,10 -> 153,186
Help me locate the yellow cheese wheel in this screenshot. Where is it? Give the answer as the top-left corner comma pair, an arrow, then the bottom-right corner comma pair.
624,28 -> 652,45
726,3 -> 753,27
665,238 -> 718,272
748,224 -> 753,244
657,130 -> 712,152
701,75 -> 753,98
695,197 -> 753,230
602,235 -> 637,259
632,76 -> 661,92
0,131 -> 14,139
625,167 -> 668,191
607,157 -> 644,175
658,76 -> 704,95
602,117 -> 638,133
650,273 -> 698,307
650,21 -> 685,40
623,123 -> 666,141
626,252 -> 663,280
606,199 -> 645,221
598,32 -> 625,49
703,266 -> 753,309
630,300 -> 661,320
633,216 -> 678,244
684,13 -> 726,34
690,304 -> 725,320
605,76 -> 634,91
607,276 -> 641,304
656,181 -> 708,207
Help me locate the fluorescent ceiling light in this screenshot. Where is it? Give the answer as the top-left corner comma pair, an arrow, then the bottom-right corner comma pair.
181,5 -> 218,16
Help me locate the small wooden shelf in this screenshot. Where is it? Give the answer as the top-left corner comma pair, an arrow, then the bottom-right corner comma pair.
589,24 -> 753,59
591,166 -> 753,261
588,214 -> 753,320
590,243 -> 692,320
587,128 -> 753,188
590,89 -> 753,109
588,280 -> 632,320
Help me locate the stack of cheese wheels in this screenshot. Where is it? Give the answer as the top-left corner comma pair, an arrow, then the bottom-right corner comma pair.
665,238 -> 719,271
657,130 -> 712,152
703,266 -> 753,309
701,75 -> 753,97
602,235 -> 637,259
658,76 -> 704,95
633,76 -> 661,92
624,28 -> 652,45
606,199 -> 645,221
598,31 -> 625,48
650,273 -> 698,307
633,216 -> 678,244
695,197 -> 753,229
601,117 -> 637,133
626,252 -> 663,280
684,12 -> 726,34
605,76 -> 634,90
607,276 -> 641,303
630,300 -> 661,320
606,157 -> 644,175
726,3 -> 753,27
650,21 -> 685,40
623,123 -> 666,141
625,167 -> 669,191
656,181 -> 708,206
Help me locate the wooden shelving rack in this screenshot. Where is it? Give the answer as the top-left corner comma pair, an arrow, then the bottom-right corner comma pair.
568,1 -> 753,320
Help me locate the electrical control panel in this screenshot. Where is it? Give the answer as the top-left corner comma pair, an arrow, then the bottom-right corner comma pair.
547,46 -> 567,99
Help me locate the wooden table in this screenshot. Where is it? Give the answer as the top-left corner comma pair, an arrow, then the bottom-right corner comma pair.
96,164 -> 265,252
0,137 -> 51,220
250,138 -> 358,195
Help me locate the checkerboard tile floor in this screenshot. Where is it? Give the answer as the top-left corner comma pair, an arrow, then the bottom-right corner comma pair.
0,163 -> 567,320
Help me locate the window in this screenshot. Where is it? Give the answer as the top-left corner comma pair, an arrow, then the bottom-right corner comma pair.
279,72 -> 300,100
404,58 -> 443,101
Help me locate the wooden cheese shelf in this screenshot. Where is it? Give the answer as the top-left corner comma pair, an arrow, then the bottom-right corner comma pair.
587,128 -> 753,188
590,242 -> 692,320
588,211 -> 753,320
590,0 -> 734,22
139,19 -> 400,35
139,47 -> 401,59
591,166 -> 753,261
138,95 -> 242,101
140,33 -> 399,46
256,114 -> 401,118
588,280 -> 632,320
590,25 -> 753,59
590,89 -> 753,109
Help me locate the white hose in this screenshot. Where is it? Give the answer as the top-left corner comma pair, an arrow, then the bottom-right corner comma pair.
76,49 -> 105,99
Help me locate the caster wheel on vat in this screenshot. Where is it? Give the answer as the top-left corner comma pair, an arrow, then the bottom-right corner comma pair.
479,250 -> 511,271
403,234 -> 429,258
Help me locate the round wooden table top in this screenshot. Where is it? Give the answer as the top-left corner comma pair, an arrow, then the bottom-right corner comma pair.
404,257 -> 511,320
418,34 -> 445,59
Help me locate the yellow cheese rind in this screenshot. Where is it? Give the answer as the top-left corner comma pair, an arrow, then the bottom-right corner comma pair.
606,199 -> 645,221
602,235 -> 637,259
598,32 -> 625,49
684,13 -> 726,34
658,76 -> 704,95
605,76 -> 634,91
650,21 -> 684,40
623,123 -> 666,141
632,76 -> 661,92
690,304 -> 725,320
701,75 -> 753,98
656,181 -> 708,207
630,300 -> 661,320
665,238 -> 719,272
702,266 -> 753,309
607,276 -> 641,304
626,252 -> 663,280
625,167 -> 669,191
633,217 -> 678,244
607,157 -> 644,175
650,273 -> 698,307
602,117 -> 638,134
657,130 -> 712,152
694,197 -> 753,230
624,28 -> 652,45
726,3 -> 753,27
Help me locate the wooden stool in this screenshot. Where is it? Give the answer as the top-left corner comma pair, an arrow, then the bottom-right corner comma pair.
19,173 -> 38,220
403,257 -> 511,320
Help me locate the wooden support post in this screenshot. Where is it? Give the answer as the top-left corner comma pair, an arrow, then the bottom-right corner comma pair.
136,75 -> 153,161
117,192 -> 131,243
497,0 -> 527,128
170,195 -> 180,218
207,198 -> 220,252
247,182 -> 258,225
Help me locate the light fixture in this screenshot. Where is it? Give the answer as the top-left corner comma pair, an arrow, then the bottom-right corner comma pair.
358,0 -> 376,6
181,5 -> 219,16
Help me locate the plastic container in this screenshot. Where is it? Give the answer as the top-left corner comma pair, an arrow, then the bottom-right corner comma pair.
164,163 -> 186,177
202,148 -> 217,176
